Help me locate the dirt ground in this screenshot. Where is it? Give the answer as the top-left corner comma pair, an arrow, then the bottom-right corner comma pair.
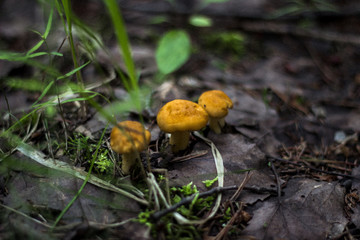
1,0 -> 360,239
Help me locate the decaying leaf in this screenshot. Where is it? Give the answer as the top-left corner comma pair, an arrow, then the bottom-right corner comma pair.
243,178 -> 347,239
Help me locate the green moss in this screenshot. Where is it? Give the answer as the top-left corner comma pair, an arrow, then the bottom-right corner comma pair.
136,181 -> 227,239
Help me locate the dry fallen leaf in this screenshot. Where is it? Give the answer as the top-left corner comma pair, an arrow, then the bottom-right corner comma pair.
242,178 -> 347,239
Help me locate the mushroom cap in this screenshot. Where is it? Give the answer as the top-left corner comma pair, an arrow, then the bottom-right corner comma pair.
110,121 -> 151,154
198,90 -> 233,118
157,99 -> 209,133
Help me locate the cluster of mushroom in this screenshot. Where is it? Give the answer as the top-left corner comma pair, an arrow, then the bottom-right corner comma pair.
109,90 -> 232,175
157,90 -> 233,152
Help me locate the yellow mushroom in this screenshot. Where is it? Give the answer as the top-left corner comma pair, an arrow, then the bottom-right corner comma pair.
198,90 -> 233,134
157,99 -> 209,152
110,121 -> 151,175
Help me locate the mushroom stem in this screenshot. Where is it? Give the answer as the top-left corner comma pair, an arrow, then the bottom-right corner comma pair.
121,151 -> 140,175
208,117 -> 225,134
170,131 -> 190,152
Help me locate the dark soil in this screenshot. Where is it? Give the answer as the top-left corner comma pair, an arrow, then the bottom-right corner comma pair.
1,0 -> 360,239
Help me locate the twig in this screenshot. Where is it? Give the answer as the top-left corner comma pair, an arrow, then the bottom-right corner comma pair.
230,171 -> 252,201
214,203 -> 244,240
151,185 -> 238,222
268,155 -> 360,180
243,186 -> 280,195
269,158 -> 282,199
169,150 -> 208,163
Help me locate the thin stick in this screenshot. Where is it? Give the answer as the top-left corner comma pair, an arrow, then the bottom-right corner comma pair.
230,171 -> 252,201
214,203 -> 244,240
151,185 -> 238,222
269,158 -> 282,199
4,92 -> 12,126
169,150 -> 208,163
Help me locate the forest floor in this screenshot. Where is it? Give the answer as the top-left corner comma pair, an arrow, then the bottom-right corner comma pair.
1,0 -> 360,239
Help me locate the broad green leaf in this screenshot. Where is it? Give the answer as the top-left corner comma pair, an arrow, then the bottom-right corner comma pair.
155,30 -> 191,75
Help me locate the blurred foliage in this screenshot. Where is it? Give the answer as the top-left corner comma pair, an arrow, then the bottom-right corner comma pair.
203,31 -> 246,57
271,0 -> 338,18
155,30 -> 191,75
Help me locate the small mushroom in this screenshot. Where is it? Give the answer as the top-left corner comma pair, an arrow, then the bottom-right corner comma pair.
157,99 -> 209,152
198,90 -> 233,134
110,121 -> 151,175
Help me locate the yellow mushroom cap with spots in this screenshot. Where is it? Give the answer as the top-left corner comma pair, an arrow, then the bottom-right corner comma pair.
157,99 -> 209,133
110,121 -> 151,154
198,90 -> 233,118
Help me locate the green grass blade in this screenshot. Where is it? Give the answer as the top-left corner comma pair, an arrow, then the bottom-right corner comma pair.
26,8 -> 54,56
43,8 -> 54,39
0,51 -> 62,61
28,61 -> 90,107
60,93 -> 98,104
61,0 -> 84,88
103,0 -> 137,90
56,60 -> 90,80
50,51 -> 63,56
54,0 -> 67,35
27,51 -> 61,58
31,80 -> 55,107
26,40 -> 45,56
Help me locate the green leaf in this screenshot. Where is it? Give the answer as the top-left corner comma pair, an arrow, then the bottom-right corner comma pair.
155,30 -> 191,75
189,15 -> 212,27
